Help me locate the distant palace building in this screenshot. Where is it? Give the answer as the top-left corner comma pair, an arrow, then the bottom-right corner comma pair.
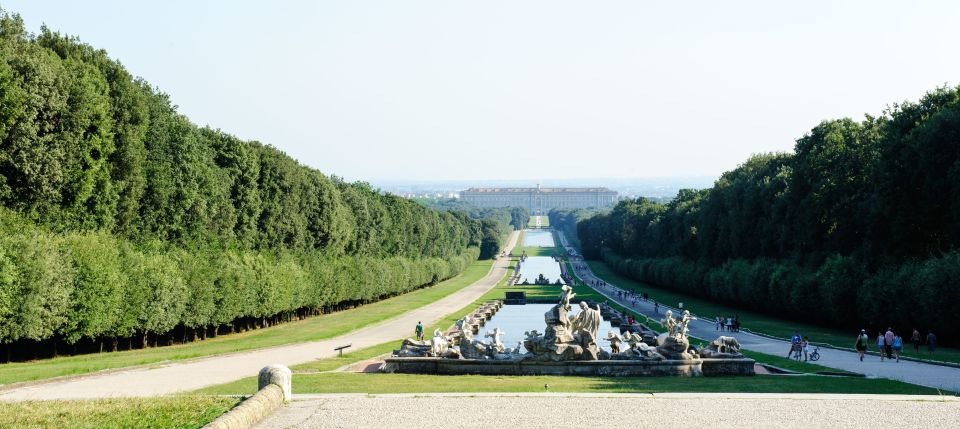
460,185 -> 617,213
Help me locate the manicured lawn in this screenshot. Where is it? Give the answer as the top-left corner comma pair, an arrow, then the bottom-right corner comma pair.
0,260 -> 494,386
528,216 -> 549,228
0,395 -> 239,429
586,261 -> 960,365
210,371 -> 940,396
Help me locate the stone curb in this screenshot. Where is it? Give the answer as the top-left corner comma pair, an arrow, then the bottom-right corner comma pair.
203,365 -> 292,429
288,392 -> 960,401
203,384 -> 285,429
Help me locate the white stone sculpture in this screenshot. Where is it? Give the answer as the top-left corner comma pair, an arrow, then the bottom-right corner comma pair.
606,331 -> 623,354
571,301 -> 602,342
430,328 -> 449,356
485,327 -> 505,353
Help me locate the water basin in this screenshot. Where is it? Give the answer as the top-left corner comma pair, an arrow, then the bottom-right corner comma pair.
477,303 -> 618,353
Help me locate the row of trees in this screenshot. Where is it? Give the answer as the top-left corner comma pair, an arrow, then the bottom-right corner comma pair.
579,85 -> 960,340
0,11 -> 503,359
548,208 -> 605,250
416,198 -> 529,258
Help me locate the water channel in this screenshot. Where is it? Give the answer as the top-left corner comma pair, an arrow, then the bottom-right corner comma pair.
479,303 -> 617,353
516,256 -> 562,284
522,230 -> 555,247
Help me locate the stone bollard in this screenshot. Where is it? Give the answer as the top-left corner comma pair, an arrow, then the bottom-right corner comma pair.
258,364 -> 292,401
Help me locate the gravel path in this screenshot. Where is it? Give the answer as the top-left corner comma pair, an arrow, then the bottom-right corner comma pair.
255,394 -> 960,429
0,232 -> 519,401
558,231 -> 960,392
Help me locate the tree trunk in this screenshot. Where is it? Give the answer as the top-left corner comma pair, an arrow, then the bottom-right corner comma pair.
142,333 -> 148,349
112,337 -> 118,352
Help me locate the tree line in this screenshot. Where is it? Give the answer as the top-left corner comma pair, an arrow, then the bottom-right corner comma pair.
415,197 -> 528,259
0,11 -> 501,360
577,85 -> 960,341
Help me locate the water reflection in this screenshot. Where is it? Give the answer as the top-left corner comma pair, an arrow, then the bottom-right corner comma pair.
522,230 -> 555,247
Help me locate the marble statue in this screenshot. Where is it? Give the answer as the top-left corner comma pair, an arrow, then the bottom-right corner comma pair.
485,327 -> 505,353
661,310 -> 676,338
571,302 -> 602,342
559,285 -> 576,311
430,329 -> 449,356
606,331 -> 622,354
699,336 -> 743,358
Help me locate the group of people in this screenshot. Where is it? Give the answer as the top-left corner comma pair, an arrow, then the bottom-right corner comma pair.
854,328 -> 938,362
787,332 -> 812,361
715,315 -> 740,332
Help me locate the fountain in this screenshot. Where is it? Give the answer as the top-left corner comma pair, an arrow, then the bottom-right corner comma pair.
383,285 -> 755,377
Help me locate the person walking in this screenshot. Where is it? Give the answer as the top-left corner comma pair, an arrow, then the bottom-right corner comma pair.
911,328 -> 922,353
877,331 -> 886,361
892,333 -> 903,362
855,329 -> 869,361
726,317 -> 734,332
415,321 -> 424,341
884,327 -> 895,360
717,316 -> 724,332
802,336 -> 810,361
927,331 -> 937,353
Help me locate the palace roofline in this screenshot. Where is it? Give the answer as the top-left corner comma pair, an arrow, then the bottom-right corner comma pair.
461,187 -> 615,193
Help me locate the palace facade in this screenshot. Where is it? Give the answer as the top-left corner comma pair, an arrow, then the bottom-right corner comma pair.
460,186 -> 617,213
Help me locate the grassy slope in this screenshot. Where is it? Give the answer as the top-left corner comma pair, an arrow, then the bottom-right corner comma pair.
0,260 -> 494,386
587,261 -> 960,365
0,396 -> 240,429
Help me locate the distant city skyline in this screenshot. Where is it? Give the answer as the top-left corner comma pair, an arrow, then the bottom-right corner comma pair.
5,1 -> 960,181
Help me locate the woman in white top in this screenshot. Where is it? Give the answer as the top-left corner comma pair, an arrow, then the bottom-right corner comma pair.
877,332 -> 885,361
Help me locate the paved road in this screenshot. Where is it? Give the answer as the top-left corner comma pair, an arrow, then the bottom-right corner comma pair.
557,231 -> 960,393
254,393 -> 959,429
0,232 -> 519,401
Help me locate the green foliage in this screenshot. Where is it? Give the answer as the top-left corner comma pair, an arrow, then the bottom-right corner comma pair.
578,84 -> 960,340
0,9 -> 489,352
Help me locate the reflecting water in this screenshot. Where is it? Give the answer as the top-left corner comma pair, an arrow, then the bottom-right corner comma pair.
516,256 -> 562,284
476,303 -> 618,353
522,230 -> 555,247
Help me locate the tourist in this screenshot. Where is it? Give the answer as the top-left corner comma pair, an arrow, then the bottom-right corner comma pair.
884,327 -> 895,359
415,321 -> 423,341
911,328 -> 922,353
716,316 -> 722,331
802,336 -> 810,361
654,302 -> 659,314
855,329 -> 869,361
892,333 -> 903,362
877,331 -> 885,361
726,316 -> 733,332
927,331 -> 937,353
733,315 -> 741,332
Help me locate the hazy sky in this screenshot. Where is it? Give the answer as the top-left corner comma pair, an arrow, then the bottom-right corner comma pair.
4,1 -> 959,181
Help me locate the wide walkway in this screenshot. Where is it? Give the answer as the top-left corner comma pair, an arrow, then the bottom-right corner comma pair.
254,393 -> 959,429
0,232 -> 519,401
557,231 -> 960,393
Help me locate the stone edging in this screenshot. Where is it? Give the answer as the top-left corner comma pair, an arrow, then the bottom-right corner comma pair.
203,384 -> 284,429
203,364 -> 292,429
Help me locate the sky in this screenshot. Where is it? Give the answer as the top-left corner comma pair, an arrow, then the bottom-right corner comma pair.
3,1 -> 959,182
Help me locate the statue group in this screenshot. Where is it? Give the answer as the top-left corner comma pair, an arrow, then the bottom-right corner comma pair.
394,284 -> 743,362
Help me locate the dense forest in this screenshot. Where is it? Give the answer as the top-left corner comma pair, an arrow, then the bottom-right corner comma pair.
0,12 -> 502,359
415,197 -> 528,258
577,85 -> 960,341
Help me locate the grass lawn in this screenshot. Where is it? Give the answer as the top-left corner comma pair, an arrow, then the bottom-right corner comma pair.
0,395 -> 240,429
586,261 -> 960,365
528,215 -> 549,228
0,260 -> 494,386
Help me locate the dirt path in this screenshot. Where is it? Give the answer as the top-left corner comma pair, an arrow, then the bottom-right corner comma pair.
0,231 -> 518,401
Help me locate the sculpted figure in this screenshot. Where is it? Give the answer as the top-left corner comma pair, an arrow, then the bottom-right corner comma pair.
571,302 -> 602,342
430,328 -> 449,356
606,331 -> 622,354
675,310 -> 696,340
559,285 -> 576,311
661,310 -> 676,337
485,327 -> 505,353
